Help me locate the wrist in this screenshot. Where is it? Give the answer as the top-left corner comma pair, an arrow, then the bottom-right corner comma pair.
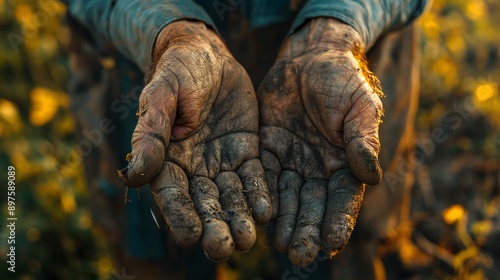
152,20 -> 221,70
285,17 -> 364,57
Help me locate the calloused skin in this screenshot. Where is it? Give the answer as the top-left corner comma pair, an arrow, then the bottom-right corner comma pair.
258,18 -> 384,267
119,17 -> 384,267
119,20 -> 272,262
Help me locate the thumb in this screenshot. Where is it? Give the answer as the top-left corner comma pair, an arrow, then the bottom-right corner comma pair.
344,89 -> 383,186
119,75 -> 178,187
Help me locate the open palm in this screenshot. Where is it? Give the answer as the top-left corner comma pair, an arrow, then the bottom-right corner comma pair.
120,21 -> 271,262
258,18 -> 384,267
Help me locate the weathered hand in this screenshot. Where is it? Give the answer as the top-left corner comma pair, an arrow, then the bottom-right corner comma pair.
258,18 -> 384,267
119,21 -> 271,261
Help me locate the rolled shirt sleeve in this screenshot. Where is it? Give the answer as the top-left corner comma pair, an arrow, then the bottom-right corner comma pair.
65,0 -> 215,71
290,0 -> 430,50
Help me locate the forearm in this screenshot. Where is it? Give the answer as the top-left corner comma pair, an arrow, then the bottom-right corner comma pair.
64,0 -> 215,71
290,0 -> 430,50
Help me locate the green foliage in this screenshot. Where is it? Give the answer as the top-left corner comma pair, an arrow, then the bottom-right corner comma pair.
0,0 -> 110,279
419,0 -> 500,152
411,1 -> 500,278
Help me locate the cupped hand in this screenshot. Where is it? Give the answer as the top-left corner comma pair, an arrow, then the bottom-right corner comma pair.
119,21 -> 271,261
258,18 -> 384,267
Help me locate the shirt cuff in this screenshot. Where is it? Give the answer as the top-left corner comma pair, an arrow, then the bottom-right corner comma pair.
289,0 -> 429,50
68,0 -> 215,72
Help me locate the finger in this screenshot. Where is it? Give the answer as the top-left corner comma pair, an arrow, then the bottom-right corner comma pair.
272,170 -> 302,252
215,171 -> 256,252
150,162 -> 202,247
119,76 -> 178,187
288,179 -> 327,267
260,149 -> 281,220
237,158 -> 272,224
344,91 -> 383,185
322,168 -> 365,255
220,133 -> 259,172
189,176 -> 234,262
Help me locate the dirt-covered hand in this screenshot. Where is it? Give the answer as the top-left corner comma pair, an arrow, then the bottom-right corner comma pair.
118,21 -> 272,261
258,18 -> 384,267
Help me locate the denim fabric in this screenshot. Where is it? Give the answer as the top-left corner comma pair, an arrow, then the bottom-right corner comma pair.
64,0 -> 428,71
289,0 -> 429,49
66,0 -> 215,71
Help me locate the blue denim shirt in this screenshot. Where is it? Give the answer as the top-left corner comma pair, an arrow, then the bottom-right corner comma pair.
63,0 -> 428,72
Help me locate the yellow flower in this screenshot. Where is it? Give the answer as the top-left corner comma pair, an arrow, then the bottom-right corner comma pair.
61,190 -> 76,214
466,1 -> 486,21
443,204 -> 465,224
474,83 -> 497,102
29,86 -> 66,126
0,98 -> 23,136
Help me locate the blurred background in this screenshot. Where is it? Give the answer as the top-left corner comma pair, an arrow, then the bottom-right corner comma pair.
0,0 -> 499,279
